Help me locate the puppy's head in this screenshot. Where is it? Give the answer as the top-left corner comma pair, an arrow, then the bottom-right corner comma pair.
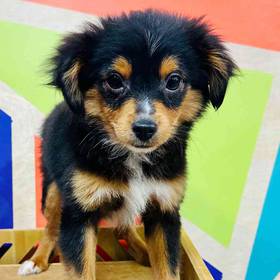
51,10 -> 237,153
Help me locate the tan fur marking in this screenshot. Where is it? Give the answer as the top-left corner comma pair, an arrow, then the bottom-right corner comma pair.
72,170 -> 128,211
112,56 -> 132,79
105,99 -> 137,145
159,56 -> 179,79
31,182 -> 61,271
153,101 -> 179,146
85,91 -> 137,146
63,62 -> 81,95
146,226 -> 180,280
84,89 -> 116,138
208,50 -> 228,78
153,89 -> 202,148
159,176 -> 186,212
178,89 -> 203,122
84,89 -> 103,117
82,226 -> 97,280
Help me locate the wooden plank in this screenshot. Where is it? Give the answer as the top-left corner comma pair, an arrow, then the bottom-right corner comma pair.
0,262 -> 153,280
0,228 -> 132,263
0,231 -> 15,264
0,227 -> 212,279
180,229 -> 213,280
97,228 -> 131,261
0,230 -> 43,264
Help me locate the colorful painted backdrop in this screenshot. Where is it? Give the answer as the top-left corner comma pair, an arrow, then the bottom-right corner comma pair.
0,1 -> 279,279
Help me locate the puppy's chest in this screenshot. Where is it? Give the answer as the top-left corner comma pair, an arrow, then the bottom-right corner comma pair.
73,156 -> 182,227
103,156 -> 176,227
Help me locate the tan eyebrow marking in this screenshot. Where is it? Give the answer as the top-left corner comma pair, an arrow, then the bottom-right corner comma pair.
112,56 -> 132,79
159,56 -> 180,79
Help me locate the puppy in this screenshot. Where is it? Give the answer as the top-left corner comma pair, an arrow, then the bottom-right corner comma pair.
18,10 -> 236,280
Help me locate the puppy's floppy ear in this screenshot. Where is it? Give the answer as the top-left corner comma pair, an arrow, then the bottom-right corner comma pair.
189,19 -> 238,109
206,45 -> 237,109
50,23 -> 102,114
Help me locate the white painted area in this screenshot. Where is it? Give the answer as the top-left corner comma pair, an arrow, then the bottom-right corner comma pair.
182,218 -> 227,272
227,42 -> 280,73
0,0 -> 100,32
0,82 -> 44,229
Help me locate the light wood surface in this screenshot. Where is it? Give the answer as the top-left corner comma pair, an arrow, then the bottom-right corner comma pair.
0,228 -> 213,279
180,229 -> 213,280
1,262 -> 153,280
0,230 -> 43,264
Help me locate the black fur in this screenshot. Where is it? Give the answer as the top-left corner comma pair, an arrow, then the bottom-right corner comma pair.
59,205 -> 100,273
142,204 -> 181,275
41,9 -> 237,276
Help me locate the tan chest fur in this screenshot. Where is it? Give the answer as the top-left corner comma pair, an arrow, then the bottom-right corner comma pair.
72,154 -> 185,228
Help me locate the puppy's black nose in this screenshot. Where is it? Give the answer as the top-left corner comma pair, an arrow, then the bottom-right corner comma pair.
132,119 -> 157,142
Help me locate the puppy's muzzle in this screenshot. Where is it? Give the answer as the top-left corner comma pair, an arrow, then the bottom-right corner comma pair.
132,119 -> 157,142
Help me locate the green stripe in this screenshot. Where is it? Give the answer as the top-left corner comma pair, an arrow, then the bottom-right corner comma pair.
0,20 -> 62,114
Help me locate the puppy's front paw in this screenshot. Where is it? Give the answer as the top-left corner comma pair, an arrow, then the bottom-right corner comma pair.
18,260 -> 42,276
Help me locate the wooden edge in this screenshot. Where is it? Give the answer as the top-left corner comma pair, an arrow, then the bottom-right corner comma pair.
0,227 -> 139,235
0,229 -> 43,234
0,261 -> 142,267
0,262 -> 153,280
180,229 -> 213,279
0,227 -> 214,280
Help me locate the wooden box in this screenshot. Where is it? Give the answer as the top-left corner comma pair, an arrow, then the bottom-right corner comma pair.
0,228 -> 213,279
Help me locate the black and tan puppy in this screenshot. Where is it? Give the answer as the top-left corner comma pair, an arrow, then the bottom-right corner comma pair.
18,10 -> 236,280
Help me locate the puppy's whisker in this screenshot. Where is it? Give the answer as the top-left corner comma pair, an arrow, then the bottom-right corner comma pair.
79,131 -> 94,146
86,138 -> 108,157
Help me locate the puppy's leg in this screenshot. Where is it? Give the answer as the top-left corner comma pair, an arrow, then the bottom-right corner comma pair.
59,207 -> 98,280
114,226 -> 150,266
18,182 -> 61,276
142,205 -> 181,280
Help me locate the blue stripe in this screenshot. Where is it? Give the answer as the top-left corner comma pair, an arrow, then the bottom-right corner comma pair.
0,243 -> 12,259
204,259 -> 223,280
0,109 -> 13,229
246,145 -> 280,279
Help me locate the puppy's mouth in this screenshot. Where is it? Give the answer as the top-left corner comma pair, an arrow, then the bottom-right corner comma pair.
133,143 -> 152,148
126,142 -> 157,153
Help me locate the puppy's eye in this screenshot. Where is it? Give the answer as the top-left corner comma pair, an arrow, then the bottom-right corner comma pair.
106,73 -> 124,91
165,74 -> 182,91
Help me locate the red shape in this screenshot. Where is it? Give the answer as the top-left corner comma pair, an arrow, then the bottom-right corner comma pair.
96,245 -> 113,261
135,216 -> 141,225
25,0 -> 280,51
50,255 -> 60,263
98,219 -> 111,227
19,243 -> 39,264
35,136 -> 47,228
118,239 -> 129,251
